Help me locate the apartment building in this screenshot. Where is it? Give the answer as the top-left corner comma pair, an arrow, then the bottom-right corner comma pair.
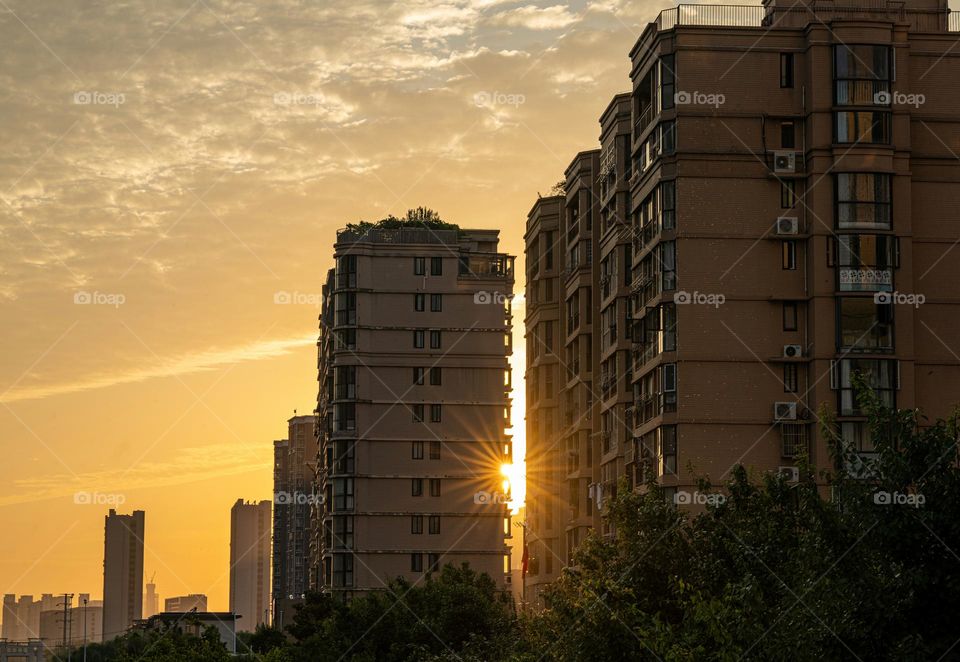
102,509 -> 144,640
524,0 -> 960,601
271,415 -> 316,620
229,499 -> 271,631
315,220 -> 515,597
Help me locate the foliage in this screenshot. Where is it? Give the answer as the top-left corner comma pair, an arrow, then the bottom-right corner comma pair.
67,392 -> 960,661
343,207 -> 460,235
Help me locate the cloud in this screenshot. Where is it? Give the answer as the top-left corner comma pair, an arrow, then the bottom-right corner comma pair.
0,333 -> 316,404
491,4 -> 580,30
0,443 -> 270,507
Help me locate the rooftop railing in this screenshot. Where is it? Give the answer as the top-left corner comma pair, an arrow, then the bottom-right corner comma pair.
336,227 -> 459,245
653,3 -> 959,33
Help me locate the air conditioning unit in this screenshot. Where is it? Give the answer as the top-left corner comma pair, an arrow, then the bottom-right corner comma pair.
778,466 -> 800,482
783,344 -> 803,359
505,574 -> 513,585
774,401 -> 798,421
775,216 -> 799,235
774,150 -> 796,173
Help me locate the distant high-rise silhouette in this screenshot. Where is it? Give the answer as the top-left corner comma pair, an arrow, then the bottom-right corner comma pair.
229,498 -> 271,631
101,509 -> 144,640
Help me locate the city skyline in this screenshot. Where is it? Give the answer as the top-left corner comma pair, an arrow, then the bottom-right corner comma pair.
0,0 -> 654,609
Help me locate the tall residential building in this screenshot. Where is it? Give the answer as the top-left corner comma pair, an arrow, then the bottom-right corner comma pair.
37,595 -> 103,649
1,594 -> 56,641
143,576 -> 159,618
524,0 -> 960,602
102,509 -> 144,640
271,415 -> 316,619
164,594 -> 208,613
316,219 -> 515,597
229,498 -> 272,631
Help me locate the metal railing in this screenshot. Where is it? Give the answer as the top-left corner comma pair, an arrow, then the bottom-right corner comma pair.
653,4 -> 959,33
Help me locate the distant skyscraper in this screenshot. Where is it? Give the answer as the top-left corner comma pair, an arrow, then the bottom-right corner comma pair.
229,499 -> 271,631
102,509 -> 144,640
1,594 -> 16,640
163,594 -> 207,613
143,575 -> 159,618
271,416 -> 316,619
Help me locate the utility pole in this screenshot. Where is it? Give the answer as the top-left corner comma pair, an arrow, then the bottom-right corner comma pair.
60,593 -> 74,660
82,596 -> 88,662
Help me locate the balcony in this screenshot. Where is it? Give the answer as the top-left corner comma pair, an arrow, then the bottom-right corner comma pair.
458,253 -> 515,279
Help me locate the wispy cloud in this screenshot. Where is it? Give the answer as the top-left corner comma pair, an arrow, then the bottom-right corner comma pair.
0,443 -> 271,507
0,333 -> 316,404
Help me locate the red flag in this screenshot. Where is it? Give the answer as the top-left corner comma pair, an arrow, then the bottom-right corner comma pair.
521,543 -> 529,575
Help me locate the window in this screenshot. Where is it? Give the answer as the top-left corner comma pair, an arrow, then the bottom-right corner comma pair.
782,240 -> 797,270
412,478 -> 424,497
337,255 -> 357,289
781,180 -> 797,208
835,111 -> 889,144
430,404 -> 442,423
414,293 -> 425,312
430,294 -> 442,312
431,257 -> 443,275
781,424 -> 807,457
428,515 -> 440,534
657,425 -> 677,476
412,441 -> 424,459
833,234 -> 896,291
662,364 -> 677,412
428,553 -> 440,571
335,365 -> 356,399
336,328 -> 356,350
429,440 -> 441,460
414,257 -> 425,275
411,515 -> 423,534
332,554 -> 353,587
411,553 -> 423,572
430,367 -> 442,385
334,403 -> 356,431
336,292 -> 357,326
780,53 -> 794,88
333,478 -> 354,511
783,302 -> 798,331
332,516 -> 354,549
660,241 -> 676,291
835,173 -> 891,229
333,439 -> 355,474
781,122 -> 795,149
783,363 -> 799,393
412,404 -> 425,422
832,358 -> 898,415
430,330 -> 441,349
414,330 -> 425,348
413,367 -> 424,385
834,45 -> 890,106
837,297 -> 893,352
430,478 -> 441,497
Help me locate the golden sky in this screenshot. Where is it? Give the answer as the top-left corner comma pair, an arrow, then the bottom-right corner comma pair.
0,0 -> 673,610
